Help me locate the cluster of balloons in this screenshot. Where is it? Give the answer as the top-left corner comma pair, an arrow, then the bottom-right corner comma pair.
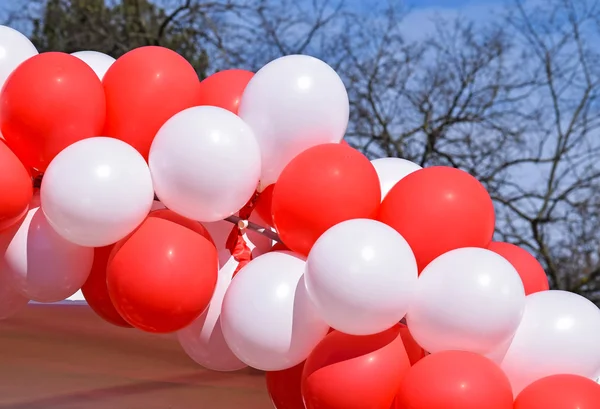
0,25 -> 599,409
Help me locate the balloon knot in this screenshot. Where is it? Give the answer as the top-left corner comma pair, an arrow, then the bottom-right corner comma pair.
226,225 -> 253,278
226,191 -> 260,277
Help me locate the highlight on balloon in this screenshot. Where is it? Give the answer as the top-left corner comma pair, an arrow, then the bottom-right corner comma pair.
0,14 -> 599,409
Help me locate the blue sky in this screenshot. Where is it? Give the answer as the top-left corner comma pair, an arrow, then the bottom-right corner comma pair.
0,0 -> 504,28
0,0 -> 505,21
409,0 -> 500,6
339,0 -> 505,38
0,0 -> 506,55
349,0 -> 503,11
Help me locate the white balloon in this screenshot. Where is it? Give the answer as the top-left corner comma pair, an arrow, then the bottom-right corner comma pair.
1,197 -> 93,303
71,51 -> 115,80
0,236 -> 28,318
178,257 -> 247,372
150,200 -> 166,212
371,158 -> 422,199
0,26 -> 38,89
407,247 -> 526,355
41,137 -> 154,247
239,55 -> 349,187
500,290 -> 600,395
305,219 -> 418,335
202,220 -> 235,267
484,338 -> 513,364
0,278 -> 28,318
149,106 -> 261,222
221,252 -> 329,371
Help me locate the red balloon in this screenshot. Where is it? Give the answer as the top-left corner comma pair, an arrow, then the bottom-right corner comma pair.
302,325 -> 411,409
148,209 -> 216,247
81,246 -> 132,328
272,143 -> 381,256
266,362 -> 305,409
514,374 -> 600,409
395,350 -> 513,409
107,210 -> 218,333
254,184 -> 275,227
197,69 -> 254,114
103,46 -> 202,160
398,324 -> 426,365
0,141 -> 32,231
0,52 -> 105,171
378,166 -> 495,271
270,242 -> 290,252
487,242 -> 548,295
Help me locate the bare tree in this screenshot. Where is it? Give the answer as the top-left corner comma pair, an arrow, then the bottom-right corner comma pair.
496,0 -> 600,301
331,0 -> 600,302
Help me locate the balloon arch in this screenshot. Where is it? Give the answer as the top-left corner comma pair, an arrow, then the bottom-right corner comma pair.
0,24 -> 599,409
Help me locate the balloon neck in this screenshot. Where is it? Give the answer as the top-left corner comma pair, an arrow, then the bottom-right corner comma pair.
226,223 -> 253,278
